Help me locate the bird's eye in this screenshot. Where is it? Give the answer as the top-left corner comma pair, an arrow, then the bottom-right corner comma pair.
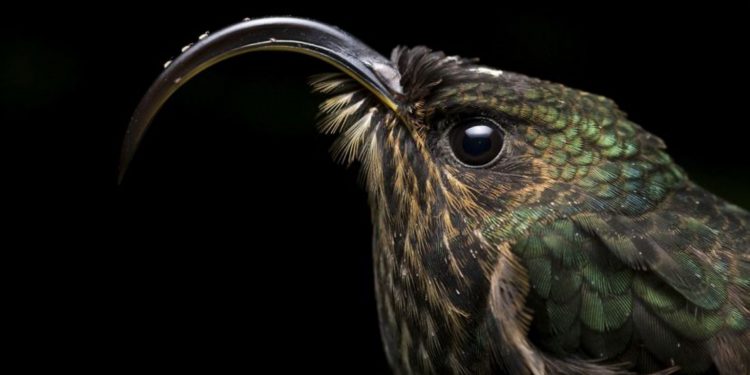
448,118 -> 505,167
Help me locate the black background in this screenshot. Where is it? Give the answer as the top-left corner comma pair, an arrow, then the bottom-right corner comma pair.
6,4 -> 749,372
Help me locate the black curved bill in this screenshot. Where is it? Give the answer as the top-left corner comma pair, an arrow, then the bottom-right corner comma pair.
119,16 -> 403,182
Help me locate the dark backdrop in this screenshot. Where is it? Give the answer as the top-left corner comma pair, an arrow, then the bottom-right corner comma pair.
6,4 -> 748,372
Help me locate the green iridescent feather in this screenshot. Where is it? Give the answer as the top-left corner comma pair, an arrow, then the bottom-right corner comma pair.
462,63 -> 750,373
511,183 -> 750,374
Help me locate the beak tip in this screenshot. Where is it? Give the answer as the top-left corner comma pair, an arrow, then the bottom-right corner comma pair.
118,140 -> 134,185
117,160 -> 128,185
117,167 -> 126,185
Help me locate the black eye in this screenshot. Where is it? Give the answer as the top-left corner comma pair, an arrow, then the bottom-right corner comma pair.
448,118 -> 505,166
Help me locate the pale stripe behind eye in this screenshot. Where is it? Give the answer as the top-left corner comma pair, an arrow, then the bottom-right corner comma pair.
469,67 -> 504,77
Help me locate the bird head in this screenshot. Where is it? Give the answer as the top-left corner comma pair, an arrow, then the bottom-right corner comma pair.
121,17 -> 682,281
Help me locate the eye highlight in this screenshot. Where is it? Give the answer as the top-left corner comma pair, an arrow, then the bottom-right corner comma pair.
448,118 -> 505,167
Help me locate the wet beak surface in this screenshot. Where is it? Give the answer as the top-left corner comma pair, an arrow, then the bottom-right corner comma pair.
120,17 -> 402,182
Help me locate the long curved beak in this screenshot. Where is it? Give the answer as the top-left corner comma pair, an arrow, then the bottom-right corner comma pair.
119,17 -> 403,182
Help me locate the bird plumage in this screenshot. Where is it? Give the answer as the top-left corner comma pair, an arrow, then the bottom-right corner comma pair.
311,47 -> 749,374
120,18 -> 748,373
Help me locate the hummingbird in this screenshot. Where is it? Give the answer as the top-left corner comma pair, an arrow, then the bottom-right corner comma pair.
120,17 -> 749,375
